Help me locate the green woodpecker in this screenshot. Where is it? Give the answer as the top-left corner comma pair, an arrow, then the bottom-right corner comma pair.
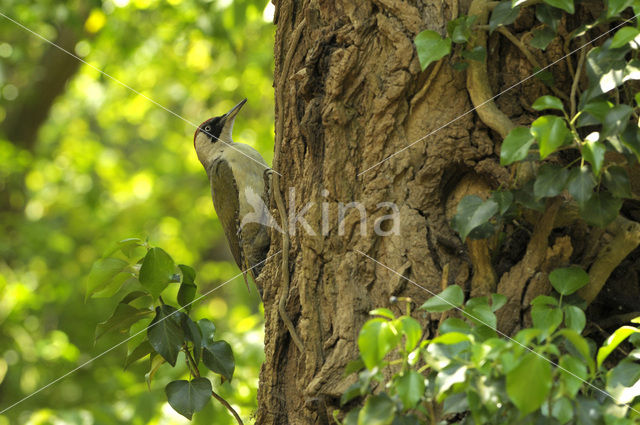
193,99 -> 271,293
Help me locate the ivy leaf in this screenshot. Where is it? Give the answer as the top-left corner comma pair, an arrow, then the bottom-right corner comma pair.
582,139 -> 606,177
500,127 -> 536,165
535,4 -> 562,32
139,247 -> 176,299
611,26 -> 640,49
419,285 -> 464,312
461,46 -> 486,62
531,303 -> 563,339
85,258 -> 130,301
94,303 -> 153,341
506,352 -> 552,415
165,378 -> 212,420
490,293 -> 508,312
530,27 -> 557,50
579,192 -> 623,227
178,312 -> 202,364
577,99 -> 614,127
358,319 -> 400,369
358,394 -> 396,425
598,326 -> 640,367
198,318 -> 216,345
145,354 -> 165,389
489,1 -> 520,32
414,30 -> 452,71
394,316 -> 422,351
464,298 -> 497,329
125,339 -> 154,369
543,0 -> 574,14
603,166 -> 632,198
490,191 -> 513,215
605,360 -> 640,404
202,340 -> 235,382
447,16 -> 477,44
549,266 -> 589,295
533,164 -> 569,199
532,95 -> 564,112
601,104 -> 633,139
370,308 -> 395,320
559,355 -> 588,397
607,0 -> 634,18
567,166 -> 595,206
531,115 -> 571,158
564,305 -> 586,333
396,371 -> 426,410
147,305 -> 184,367
451,196 -> 499,241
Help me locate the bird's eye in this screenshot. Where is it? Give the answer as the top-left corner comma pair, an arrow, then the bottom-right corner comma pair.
204,126 -> 211,132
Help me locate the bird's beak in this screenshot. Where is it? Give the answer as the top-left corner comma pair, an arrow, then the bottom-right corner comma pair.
224,98 -> 247,122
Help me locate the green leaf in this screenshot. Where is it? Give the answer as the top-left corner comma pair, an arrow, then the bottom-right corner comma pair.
125,339 -> 153,368
567,166 -> 595,206
358,319 -> 400,369
535,4 -> 562,32
563,305 -> 586,333
531,303 -> 563,339
198,318 -> 216,345
439,318 -> 471,334
559,355 -> 588,397
579,192 -> 623,228
358,394 -> 396,425
530,27 -> 556,50
177,283 -> 197,311
431,332 -> 472,345
436,364 -> 468,399
490,293 -> 507,312
179,264 -> 195,285
165,378 -> 212,420
549,266 -> 589,296
602,104 -> 633,139
598,326 -> 640,367
552,397 -> 574,424
611,26 -> 640,49
582,139 -> 606,177
534,164 -> 569,199
147,305 -> 184,367
179,313 -> 202,364
145,354 -> 165,389
557,329 -> 594,371
606,359 -> 640,404
461,46 -> 486,62
203,340 -> 235,382
490,191 -> 513,215
578,99 -> 614,127
607,0 -> 634,18
86,258 -> 130,300
506,352 -> 552,415
451,196 -> 499,241
464,301 -> 497,329
543,0 -> 574,13
603,165 -> 632,198
396,371 -> 425,410
117,238 -> 145,258
370,308 -> 395,320
419,285 -> 464,312
395,316 -> 422,351
489,1 -> 520,32
447,16 -> 477,44
414,30 -> 452,71
531,295 -> 558,306
532,95 -> 564,111
139,247 -> 176,299
500,127 -> 536,165
94,303 -> 153,341
531,115 -> 571,158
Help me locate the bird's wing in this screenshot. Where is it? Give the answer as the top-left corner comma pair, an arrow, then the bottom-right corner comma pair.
209,157 -> 244,271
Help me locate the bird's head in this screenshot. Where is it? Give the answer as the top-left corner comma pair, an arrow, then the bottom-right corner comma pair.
193,98 -> 247,168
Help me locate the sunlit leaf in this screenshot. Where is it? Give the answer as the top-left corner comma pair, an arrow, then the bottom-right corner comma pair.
500,127 -> 536,165
531,115 -> 571,158
506,352 -> 552,414
414,30 -> 452,70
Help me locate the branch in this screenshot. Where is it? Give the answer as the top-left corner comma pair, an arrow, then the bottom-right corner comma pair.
578,216 -> 640,305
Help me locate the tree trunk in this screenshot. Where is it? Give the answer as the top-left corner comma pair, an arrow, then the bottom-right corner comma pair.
256,0 -> 638,423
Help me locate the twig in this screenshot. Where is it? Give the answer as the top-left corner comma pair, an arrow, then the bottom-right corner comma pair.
570,47 -> 586,118
272,173 -> 305,352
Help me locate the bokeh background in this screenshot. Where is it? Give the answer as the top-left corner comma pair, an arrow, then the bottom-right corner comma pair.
0,0 -> 275,423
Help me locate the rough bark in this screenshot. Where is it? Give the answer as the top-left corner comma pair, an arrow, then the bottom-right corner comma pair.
256,0 -> 639,423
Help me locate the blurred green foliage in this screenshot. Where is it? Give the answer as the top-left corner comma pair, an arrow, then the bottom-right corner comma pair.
0,0 -> 275,423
